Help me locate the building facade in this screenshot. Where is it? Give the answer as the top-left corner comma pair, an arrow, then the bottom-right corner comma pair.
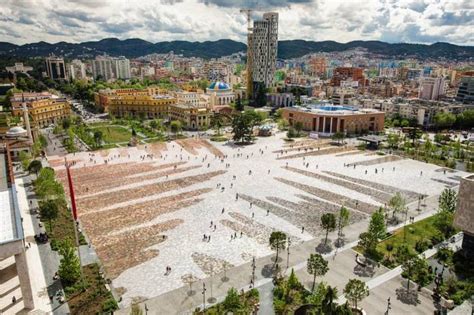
205,82 -> 235,106
10,93 -> 71,128
456,77 -> 474,104
67,59 -> 87,80
251,12 -> 278,88
418,77 -> 446,100
282,105 -> 384,135
45,56 -> 67,80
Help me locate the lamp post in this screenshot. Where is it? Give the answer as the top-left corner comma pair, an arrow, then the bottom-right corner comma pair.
251,257 -> 256,288
286,237 -> 292,269
202,283 -> 206,311
208,266 -> 216,303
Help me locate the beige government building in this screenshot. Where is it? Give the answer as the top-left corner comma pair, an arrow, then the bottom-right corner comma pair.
281,105 -> 384,135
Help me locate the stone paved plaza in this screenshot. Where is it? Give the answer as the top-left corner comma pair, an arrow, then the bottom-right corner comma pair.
47,133 -> 468,308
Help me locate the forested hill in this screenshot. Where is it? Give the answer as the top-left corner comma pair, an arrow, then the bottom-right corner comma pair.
0,38 -> 472,60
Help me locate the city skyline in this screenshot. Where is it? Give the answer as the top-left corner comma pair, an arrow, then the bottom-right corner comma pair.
0,0 -> 473,46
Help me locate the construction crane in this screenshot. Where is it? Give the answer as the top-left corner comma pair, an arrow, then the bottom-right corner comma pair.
240,7 -> 254,101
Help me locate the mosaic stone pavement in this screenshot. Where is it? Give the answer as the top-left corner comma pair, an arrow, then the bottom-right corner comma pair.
47,134 -> 468,307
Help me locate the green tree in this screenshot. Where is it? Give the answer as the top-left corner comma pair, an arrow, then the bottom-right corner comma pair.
402,256 -> 433,288
287,268 -> 300,290
368,207 -> 387,241
407,127 -> 422,145
294,121 -> 304,137
19,151 -> 31,170
321,213 -> 336,245
28,160 -> 43,175
307,253 -> 329,292
343,279 -> 369,309
337,206 -> 350,243
456,109 -> 474,129
93,130 -> 103,148
434,208 -> 455,238
222,288 -> 242,312
58,240 -> 81,285
269,231 -> 287,265
255,83 -> 267,107
322,285 -> 339,315
387,133 -> 400,149
61,117 -> 71,130
39,199 -> 59,232
434,112 -> 456,130
231,110 -> 262,143
388,192 -> 406,221
358,232 -> 378,258
170,120 -> 182,138
210,114 -> 224,136
438,188 -> 457,213
235,94 -> 244,111
332,131 -> 345,144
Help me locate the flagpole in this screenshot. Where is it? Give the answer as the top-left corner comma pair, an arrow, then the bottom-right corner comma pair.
65,157 -> 84,285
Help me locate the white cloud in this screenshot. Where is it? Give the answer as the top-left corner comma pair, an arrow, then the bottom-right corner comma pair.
0,0 -> 472,45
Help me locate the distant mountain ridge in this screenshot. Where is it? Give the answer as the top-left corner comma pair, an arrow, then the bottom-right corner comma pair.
0,38 -> 472,60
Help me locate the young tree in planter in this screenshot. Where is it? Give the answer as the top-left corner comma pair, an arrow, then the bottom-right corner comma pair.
222,288 -> 242,313
307,253 -> 329,292
130,304 -> 143,315
269,231 -> 287,265
388,192 -> 406,222
294,121 -> 304,137
170,120 -> 182,138
321,213 -> 336,245
19,151 -> 32,171
343,278 -> 369,310
58,240 -> 81,285
359,231 -> 378,257
28,160 -> 43,175
39,199 -> 59,232
210,114 -> 224,136
337,206 -> 350,244
368,207 -> 387,241
438,188 -> 457,213
93,130 -> 103,148
322,285 -> 339,314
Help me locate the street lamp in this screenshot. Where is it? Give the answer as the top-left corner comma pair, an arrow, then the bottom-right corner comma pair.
201,283 -> 206,311
208,266 -> 216,303
251,257 -> 256,288
286,237 -> 292,269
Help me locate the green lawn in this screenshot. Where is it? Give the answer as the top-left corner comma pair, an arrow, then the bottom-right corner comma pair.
90,125 -> 133,144
355,216 -> 442,267
377,216 -> 440,256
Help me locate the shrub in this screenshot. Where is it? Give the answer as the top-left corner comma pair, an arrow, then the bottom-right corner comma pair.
102,298 -> 118,313
415,238 -> 431,253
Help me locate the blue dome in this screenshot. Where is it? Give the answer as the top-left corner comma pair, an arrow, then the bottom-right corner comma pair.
208,81 -> 230,90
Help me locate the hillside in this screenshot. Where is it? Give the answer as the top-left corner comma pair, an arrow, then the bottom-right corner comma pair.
0,38 -> 472,60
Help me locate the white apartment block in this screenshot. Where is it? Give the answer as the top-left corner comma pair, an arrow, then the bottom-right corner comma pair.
68,59 -> 87,80
418,77 -> 446,100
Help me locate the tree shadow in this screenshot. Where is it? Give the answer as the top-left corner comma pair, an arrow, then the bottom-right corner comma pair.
334,237 -> 345,248
396,287 -> 420,306
271,256 -> 283,264
262,264 -> 278,278
353,264 -> 376,278
316,241 -> 332,254
187,289 -> 196,297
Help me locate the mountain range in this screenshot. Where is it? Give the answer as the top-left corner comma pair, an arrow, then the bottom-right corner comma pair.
0,38 -> 472,60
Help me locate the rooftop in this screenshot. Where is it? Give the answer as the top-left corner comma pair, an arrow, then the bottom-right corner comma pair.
0,151 -> 22,244
286,105 -> 383,116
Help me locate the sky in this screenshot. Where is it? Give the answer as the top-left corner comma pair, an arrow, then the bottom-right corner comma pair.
0,0 -> 473,46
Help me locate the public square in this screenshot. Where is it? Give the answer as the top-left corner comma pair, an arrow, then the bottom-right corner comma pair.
47,133 -> 468,309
